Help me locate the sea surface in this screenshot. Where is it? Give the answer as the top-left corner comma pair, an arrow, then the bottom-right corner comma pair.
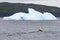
0,20 -> 60,40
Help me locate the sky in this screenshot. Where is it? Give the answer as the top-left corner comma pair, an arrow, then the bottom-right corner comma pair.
0,0 -> 60,7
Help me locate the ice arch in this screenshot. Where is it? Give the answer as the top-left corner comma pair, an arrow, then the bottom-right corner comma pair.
3,8 -> 57,20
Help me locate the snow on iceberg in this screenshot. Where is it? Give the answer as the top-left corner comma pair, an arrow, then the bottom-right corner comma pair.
3,8 -> 57,20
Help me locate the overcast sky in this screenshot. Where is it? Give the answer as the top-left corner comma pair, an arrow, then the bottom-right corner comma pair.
0,0 -> 60,7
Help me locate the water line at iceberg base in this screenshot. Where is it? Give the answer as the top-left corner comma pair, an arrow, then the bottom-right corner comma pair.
3,8 -> 57,20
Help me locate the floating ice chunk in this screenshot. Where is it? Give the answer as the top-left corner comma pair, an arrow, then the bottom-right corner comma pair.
3,12 -> 27,20
43,12 -> 57,20
24,8 -> 44,20
3,8 -> 57,20
3,8 -> 43,20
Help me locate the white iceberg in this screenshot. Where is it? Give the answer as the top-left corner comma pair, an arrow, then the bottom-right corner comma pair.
3,12 -> 27,20
3,8 -> 43,20
24,8 -> 44,20
43,12 -> 57,20
3,8 -> 57,20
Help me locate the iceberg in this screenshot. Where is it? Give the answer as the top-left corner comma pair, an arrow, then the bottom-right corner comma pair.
3,8 -> 57,20
3,8 -> 43,20
24,8 -> 44,20
43,12 -> 57,20
3,12 -> 27,20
